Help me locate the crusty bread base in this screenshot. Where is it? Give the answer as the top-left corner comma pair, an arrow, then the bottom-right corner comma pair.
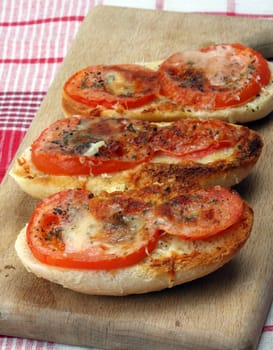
15,203 -> 253,296
62,61 -> 273,124
10,135 -> 261,199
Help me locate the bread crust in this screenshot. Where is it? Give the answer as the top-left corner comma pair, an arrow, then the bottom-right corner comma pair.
15,202 -> 253,296
9,126 -> 263,199
61,61 -> 273,124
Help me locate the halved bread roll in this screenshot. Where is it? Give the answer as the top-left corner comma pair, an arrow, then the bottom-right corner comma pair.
10,121 -> 263,199
15,201 -> 253,296
61,59 -> 273,124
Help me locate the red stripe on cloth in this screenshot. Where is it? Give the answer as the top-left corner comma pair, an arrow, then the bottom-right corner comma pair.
0,15 -> 85,26
263,325 -> 273,332
0,120 -> 36,129
0,93 -> 45,187
0,115 -> 34,122
195,11 -> 273,18
227,0 -> 236,16
0,91 -> 46,99
0,57 -> 63,64
1,107 -> 39,113
0,91 -> 46,96
0,129 -> 26,182
228,12 -> 273,18
0,124 -> 32,130
156,0 -> 164,10
0,102 -> 42,108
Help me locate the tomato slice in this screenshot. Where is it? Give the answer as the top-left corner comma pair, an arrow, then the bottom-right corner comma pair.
63,64 -> 159,109
27,189 -> 160,270
153,119 -> 246,159
26,186 -> 244,269
158,43 -> 271,110
31,116 -> 249,176
151,186 -> 244,240
31,117 -> 155,175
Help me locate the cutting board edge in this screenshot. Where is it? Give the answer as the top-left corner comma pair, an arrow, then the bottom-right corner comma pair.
0,304 -> 263,350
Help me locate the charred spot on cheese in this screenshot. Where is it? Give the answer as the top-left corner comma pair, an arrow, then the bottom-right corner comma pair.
83,141 -> 106,156
17,116 -> 263,190
167,67 -> 208,92
47,121 -> 106,156
78,70 -> 104,90
247,137 -> 264,158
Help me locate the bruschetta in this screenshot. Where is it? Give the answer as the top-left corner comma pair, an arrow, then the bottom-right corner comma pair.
15,185 -> 253,295
10,117 -> 263,199
62,43 -> 273,123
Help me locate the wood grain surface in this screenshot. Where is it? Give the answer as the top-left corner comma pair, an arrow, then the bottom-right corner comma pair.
0,6 -> 273,350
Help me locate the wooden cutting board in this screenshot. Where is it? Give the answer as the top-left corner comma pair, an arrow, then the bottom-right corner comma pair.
0,6 -> 273,350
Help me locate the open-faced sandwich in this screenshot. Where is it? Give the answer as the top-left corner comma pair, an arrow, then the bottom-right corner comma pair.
10,117 -> 263,199
62,43 -> 273,123
12,42 -> 267,296
15,185 -> 253,295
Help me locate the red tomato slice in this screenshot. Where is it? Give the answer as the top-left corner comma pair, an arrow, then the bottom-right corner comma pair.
26,186 -> 245,269
151,186 -> 244,240
27,189 -> 160,270
153,119 -> 246,159
158,43 -> 271,110
31,117 -> 155,175
63,64 -> 159,109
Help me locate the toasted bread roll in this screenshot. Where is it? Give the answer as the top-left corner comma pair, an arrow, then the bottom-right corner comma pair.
10,121 -> 263,199
61,47 -> 273,123
15,201 -> 253,296
62,70 -> 273,124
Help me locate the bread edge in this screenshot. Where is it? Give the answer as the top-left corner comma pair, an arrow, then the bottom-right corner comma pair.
15,202 -> 253,296
61,61 -> 273,123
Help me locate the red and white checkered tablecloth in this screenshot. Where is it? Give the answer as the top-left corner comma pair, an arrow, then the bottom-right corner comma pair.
0,1 -> 272,349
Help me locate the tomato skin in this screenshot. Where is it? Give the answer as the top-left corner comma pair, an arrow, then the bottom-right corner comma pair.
31,117 -> 155,176
26,186 -> 244,270
31,148 -> 147,176
152,119 -> 246,159
64,64 -> 159,109
27,189 -> 160,270
151,187 -> 244,240
159,43 -> 271,110
31,117 -> 249,176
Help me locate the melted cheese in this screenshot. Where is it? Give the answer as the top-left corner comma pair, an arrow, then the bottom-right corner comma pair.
83,141 -> 106,156
59,198 -> 148,257
105,71 -> 134,96
152,147 -> 234,164
195,148 -> 234,164
176,46 -> 249,87
62,212 -> 102,253
139,60 -> 161,71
